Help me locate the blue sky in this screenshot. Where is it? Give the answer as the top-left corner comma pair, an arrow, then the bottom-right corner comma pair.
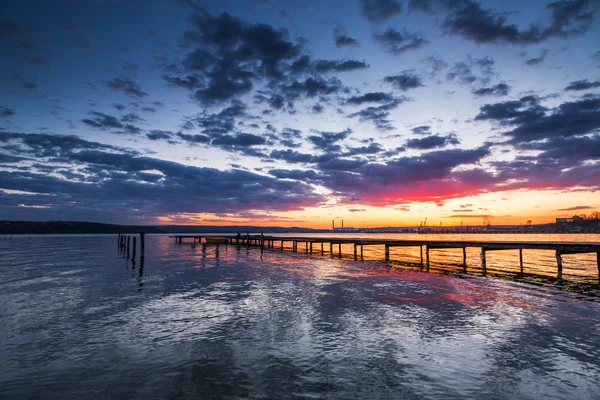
1,0 -> 599,227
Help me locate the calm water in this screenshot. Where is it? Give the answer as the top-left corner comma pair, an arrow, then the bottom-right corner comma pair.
1,235 -> 600,399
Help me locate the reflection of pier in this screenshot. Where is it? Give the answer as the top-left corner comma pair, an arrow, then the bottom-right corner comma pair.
169,235 -> 600,282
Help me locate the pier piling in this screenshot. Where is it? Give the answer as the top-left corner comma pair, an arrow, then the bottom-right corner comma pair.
426,246 -> 430,271
519,249 -> 523,274
385,244 -> 390,262
556,250 -> 563,280
126,236 -> 131,258
481,249 -> 487,275
132,237 -> 137,261
140,232 -> 145,260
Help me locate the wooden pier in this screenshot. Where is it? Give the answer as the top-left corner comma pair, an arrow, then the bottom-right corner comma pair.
170,234 -> 600,281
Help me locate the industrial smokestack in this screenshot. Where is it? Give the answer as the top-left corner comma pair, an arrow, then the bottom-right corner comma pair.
332,220 -> 334,230
342,219 -> 344,229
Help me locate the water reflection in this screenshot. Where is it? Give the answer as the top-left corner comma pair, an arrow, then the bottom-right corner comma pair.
0,235 -> 599,399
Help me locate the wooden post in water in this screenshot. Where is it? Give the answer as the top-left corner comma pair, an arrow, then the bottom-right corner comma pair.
321,242 -> 324,255
140,232 -> 145,260
462,247 -> 467,268
385,244 -> 389,261
354,244 -> 357,260
118,233 -> 121,247
360,245 -> 363,260
281,240 -> 284,251
420,245 -> 423,267
329,242 -> 333,257
126,236 -> 131,258
481,249 -> 486,276
519,249 -> 523,274
597,252 -> 600,281
556,250 -> 563,280
305,242 -> 308,254
132,237 -> 137,261
426,246 -> 430,271
338,243 -> 342,258
309,242 -> 313,254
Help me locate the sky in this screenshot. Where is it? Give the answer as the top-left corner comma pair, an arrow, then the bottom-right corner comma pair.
1,0 -> 599,228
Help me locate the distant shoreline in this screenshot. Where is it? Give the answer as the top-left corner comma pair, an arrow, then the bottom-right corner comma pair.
1,220 -> 598,235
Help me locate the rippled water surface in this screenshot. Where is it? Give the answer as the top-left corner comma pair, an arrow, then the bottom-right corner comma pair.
1,235 -> 600,399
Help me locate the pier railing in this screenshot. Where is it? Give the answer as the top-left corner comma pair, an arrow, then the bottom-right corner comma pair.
168,234 -> 600,282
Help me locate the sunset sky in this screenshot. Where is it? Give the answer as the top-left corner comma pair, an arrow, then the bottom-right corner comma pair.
1,0 -> 599,228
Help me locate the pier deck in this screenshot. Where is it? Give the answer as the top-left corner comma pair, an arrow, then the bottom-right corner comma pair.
170,234 -> 600,281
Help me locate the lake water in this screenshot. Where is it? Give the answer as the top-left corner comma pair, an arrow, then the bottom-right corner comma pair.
1,235 -> 600,399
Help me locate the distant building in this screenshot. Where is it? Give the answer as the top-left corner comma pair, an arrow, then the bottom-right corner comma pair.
556,218 -> 572,224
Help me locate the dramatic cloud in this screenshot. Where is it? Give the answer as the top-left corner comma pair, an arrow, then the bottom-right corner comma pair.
104,77 -> 148,98
81,112 -> 141,135
0,132 -> 323,220
472,82 -> 511,97
476,94 -> 600,144
384,71 -> 423,91
565,79 -> 600,91
373,29 -> 427,54
348,98 -> 407,130
525,49 -> 549,66
307,128 -> 352,152
358,0 -> 402,23
333,27 -> 359,47
405,133 -> 460,149
441,0 -> 600,45
447,55 -> 495,85
346,92 -> 395,105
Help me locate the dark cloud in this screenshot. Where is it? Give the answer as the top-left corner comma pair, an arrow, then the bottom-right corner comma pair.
333,28 -> 359,47
176,132 -> 211,143
525,49 -> 549,66
405,133 -> 460,149
312,104 -> 324,113
0,133 -> 323,220
290,55 -> 369,74
104,77 -> 148,98
1,106 -> 16,118
211,133 -> 266,147
189,101 -> 247,138
348,98 -> 407,130
358,0 -> 403,23
446,56 -> 495,85
146,130 -> 174,141
441,0 -> 600,45
557,205 -> 593,211
307,128 -> 351,152
373,29 -> 427,54
82,112 -> 123,129
411,125 -> 431,135
383,71 -> 424,91
475,95 -> 547,126
565,79 -> 600,91
314,59 -> 369,73
472,82 -> 511,97
346,92 -> 395,105
343,143 -> 383,156
164,12 -> 302,104
121,113 -> 145,123
319,146 -> 492,206
476,94 -> 600,144
112,103 -> 126,111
